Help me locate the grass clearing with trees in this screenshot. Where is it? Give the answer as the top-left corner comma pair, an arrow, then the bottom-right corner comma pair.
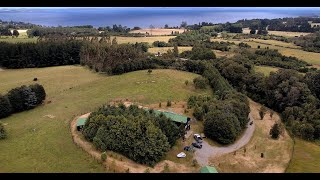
111,36 -> 175,45
0,66 -> 210,172
254,66 -> 279,76
210,100 -> 294,172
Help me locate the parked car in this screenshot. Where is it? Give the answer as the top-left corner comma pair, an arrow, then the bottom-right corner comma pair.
184,146 -> 194,152
192,142 -> 202,149
177,152 -> 186,158
194,134 -> 203,143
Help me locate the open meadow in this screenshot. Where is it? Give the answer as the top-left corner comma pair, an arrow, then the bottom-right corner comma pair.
0,66 -> 210,172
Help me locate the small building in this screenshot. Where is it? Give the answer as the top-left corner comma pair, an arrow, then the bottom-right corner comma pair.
76,117 -> 87,131
200,166 -> 218,173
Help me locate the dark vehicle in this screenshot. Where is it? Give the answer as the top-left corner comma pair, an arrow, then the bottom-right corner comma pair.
192,142 -> 202,149
184,146 -> 194,151
250,121 -> 253,125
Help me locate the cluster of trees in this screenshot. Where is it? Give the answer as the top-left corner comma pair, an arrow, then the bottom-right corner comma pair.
98,24 -> 131,34
237,49 -> 311,72
237,17 -> 320,32
239,42 -> 251,48
0,84 -> 46,119
0,40 -> 83,68
214,57 -> 320,141
82,104 -> 183,166
168,31 -> 232,51
292,32 -> 320,53
27,26 -> 100,37
0,19 -> 37,29
187,22 -> 243,33
188,92 -> 250,144
80,39 -> 147,74
168,31 -> 211,46
180,44 -> 216,60
0,27 -> 12,36
152,41 -> 172,47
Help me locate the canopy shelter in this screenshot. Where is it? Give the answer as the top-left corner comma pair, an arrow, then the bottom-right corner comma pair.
76,117 -> 87,131
200,166 -> 218,173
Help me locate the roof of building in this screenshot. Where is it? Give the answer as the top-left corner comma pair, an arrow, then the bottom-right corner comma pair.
200,166 -> 218,173
76,117 -> 87,127
151,109 -> 188,124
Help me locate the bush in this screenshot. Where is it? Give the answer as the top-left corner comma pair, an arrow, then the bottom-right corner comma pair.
101,151 -> 107,162
167,100 -> 171,107
0,123 -> 7,139
29,84 -> 46,104
193,76 -> 208,89
0,95 -> 12,119
7,85 -> 37,112
204,110 -> 241,144
270,122 -> 281,139
259,106 -> 267,120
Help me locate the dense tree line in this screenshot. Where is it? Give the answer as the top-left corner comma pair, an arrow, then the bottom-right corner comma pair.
0,84 -> 46,119
0,19 -> 37,29
82,104 -> 183,166
237,17 -> 320,32
27,26 -> 100,37
292,32 -> 320,52
214,57 -> 320,141
0,40 -> 83,68
80,40 -> 147,74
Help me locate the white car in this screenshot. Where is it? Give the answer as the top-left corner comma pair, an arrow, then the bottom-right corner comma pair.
194,134 -> 203,143
177,152 -> 186,158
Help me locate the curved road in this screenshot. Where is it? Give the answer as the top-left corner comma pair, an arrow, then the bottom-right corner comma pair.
195,113 -> 255,166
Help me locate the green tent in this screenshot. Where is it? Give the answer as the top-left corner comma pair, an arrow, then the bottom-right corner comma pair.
76,117 -> 87,127
200,166 -> 218,173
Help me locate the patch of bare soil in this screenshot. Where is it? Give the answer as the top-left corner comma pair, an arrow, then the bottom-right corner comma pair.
70,111 -> 194,173
209,99 -> 294,173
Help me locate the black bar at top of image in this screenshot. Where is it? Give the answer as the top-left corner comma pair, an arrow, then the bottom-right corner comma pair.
2,0 -> 320,7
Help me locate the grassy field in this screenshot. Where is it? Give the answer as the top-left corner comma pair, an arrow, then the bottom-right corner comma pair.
211,38 -> 320,67
242,28 -> 311,37
130,28 -> 185,35
0,36 -> 38,43
148,46 -> 192,54
254,66 -> 279,76
0,66 -> 210,172
112,36 -> 175,45
286,139 -> 320,173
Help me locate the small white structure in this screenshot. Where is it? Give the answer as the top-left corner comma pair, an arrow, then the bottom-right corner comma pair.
177,152 -> 186,158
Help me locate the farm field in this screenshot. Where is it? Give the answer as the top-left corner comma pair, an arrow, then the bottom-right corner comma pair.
286,139 -> 320,173
254,66 -> 279,76
130,28 -> 185,35
242,28 -> 311,37
111,36 -> 175,45
211,37 -> 320,67
0,36 -> 37,43
0,66 -> 210,172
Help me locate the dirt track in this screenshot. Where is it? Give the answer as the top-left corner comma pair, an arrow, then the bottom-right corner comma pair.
195,113 -> 255,166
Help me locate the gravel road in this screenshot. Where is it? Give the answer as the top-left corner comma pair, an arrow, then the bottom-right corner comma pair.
194,113 -> 255,166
